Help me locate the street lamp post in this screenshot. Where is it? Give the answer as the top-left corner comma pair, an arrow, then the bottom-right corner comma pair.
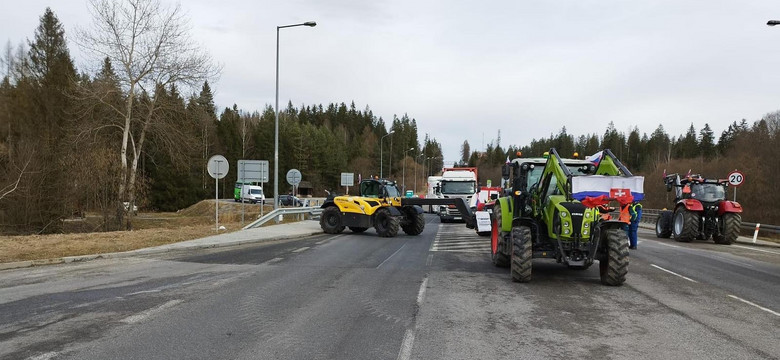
275,21 -> 316,210
380,131 -> 394,178
414,153 -> 425,194
402,147 -> 414,193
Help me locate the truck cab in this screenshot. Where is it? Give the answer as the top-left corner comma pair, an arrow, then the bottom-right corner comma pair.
240,185 -> 265,204
438,168 -> 478,222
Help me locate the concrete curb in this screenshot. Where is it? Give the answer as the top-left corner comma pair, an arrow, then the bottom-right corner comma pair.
0,228 -> 325,272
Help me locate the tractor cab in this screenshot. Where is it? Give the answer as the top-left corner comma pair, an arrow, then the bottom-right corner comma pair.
359,179 -> 401,199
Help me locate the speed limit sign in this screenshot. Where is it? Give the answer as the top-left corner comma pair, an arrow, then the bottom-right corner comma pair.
727,170 -> 744,187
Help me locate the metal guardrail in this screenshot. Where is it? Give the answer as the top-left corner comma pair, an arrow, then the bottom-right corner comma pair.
243,206 -> 322,230
640,208 -> 779,235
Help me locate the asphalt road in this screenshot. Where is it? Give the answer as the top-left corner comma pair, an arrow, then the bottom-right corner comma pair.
0,215 -> 778,360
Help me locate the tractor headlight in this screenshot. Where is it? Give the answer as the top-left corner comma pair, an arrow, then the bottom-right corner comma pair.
564,229 -> 570,234
584,222 -> 589,228
583,229 -> 589,235
561,212 -> 568,218
563,221 -> 570,228
585,212 -> 592,218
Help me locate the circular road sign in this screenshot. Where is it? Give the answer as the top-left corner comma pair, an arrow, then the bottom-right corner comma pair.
286,169 -> 302,186
727,170 -> 745,187
207,155 -> 229,179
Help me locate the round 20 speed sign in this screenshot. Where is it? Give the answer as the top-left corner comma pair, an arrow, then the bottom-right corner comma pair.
727,170 -> 744,187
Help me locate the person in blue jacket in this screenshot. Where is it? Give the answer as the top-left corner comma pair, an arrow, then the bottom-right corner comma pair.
626,201 -> 642,249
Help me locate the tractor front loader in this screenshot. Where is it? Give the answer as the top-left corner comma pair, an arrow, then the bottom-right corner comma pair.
655,173 -> 742,244
320,179 -> 474,238
491,149 -> 643,286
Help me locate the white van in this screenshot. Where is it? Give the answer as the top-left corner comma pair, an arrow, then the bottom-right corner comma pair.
241,185 -> 265,204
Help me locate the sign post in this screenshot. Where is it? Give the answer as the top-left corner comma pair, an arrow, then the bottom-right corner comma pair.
208,155 -> 228,231
341,172 -> 354,195
237,160 -> 269,225
285,169 -> 302,222
727,170 -> 744,202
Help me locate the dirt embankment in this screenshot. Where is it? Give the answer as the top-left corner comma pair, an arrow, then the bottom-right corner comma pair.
0,200 -> 286,263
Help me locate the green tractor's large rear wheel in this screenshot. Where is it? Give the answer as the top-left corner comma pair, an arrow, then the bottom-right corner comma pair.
673,208 -> 699,242
374,208 -> 400,237
599,229 -> 628,286
714,213 -> 741,245
510,226 -> 532,283
490,211 -> 509,268
320,206 -> 345,234
400,206 -> 425,235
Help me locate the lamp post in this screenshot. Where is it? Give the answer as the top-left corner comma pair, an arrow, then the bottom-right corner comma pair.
380,131 -> 394,178
275,21 -> 316,210
414,153 -> 425,194
402,147 -> 414,193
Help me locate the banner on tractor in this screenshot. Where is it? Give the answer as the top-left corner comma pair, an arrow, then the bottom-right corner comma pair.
571,175 -> 645,205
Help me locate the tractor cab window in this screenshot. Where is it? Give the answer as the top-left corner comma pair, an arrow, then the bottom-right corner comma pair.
526,166 -> 544,190
384,184 -> 401,198
360,181 -> 382,198
690,184 -> 725,202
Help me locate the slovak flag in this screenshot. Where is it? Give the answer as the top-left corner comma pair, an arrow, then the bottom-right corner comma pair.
571,175 -> 644,206
586,151 -> 603,165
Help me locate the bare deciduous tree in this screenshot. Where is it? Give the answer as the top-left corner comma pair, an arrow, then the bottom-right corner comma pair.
76,0 -> 219,229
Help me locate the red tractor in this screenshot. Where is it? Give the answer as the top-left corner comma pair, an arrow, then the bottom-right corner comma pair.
655,173 -> 742,244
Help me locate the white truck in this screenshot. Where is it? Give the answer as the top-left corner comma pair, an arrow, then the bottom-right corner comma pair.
425,176 -> 443,213
438,167 -> 478,222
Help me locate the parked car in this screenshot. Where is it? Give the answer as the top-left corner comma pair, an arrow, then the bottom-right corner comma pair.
279,195 -> 304,206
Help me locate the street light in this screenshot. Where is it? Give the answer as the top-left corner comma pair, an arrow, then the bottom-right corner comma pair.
402,147 -> 414,193
414,153 -> 425,194
275,21 -> 316,210
427,156 -> 441,177
380,131 -> 394,178
768,20 -> 780,26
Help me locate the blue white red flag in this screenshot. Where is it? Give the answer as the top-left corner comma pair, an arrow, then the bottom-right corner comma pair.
571,175 -> 645,205
586,151 -> 603,165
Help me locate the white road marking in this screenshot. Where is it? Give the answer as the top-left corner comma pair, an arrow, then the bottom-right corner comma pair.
316,234 -> 344,245
426,254 -> 433,266
377,243 -> 407,269
397,276 -> 428,360
266,257 -> 285,264
727,295 -> 780,317
650,264 -> 698,283
121,299 -> 183,324
431,224 -> 489,253
126,289 -> 161,296
654,242 -> 682,249
26,352 -> 58,360
732,245 -> 780,255
292,246 -> 310,253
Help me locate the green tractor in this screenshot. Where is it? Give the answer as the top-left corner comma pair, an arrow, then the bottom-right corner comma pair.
319,179 -> 426,237
491,149 -> 643,286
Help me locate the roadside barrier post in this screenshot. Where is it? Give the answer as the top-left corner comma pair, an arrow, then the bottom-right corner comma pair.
752,223 -> 761,243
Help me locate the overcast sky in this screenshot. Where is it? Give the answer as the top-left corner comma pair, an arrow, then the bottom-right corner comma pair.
3,0 -> 780,163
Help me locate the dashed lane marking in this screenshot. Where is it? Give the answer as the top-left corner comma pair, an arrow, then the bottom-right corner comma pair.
727,295 -> 780,317
650,264 -> 698,283
292,247 -> 310,253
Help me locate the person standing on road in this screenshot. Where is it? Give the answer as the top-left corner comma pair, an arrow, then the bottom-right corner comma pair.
626,201 -> 642,249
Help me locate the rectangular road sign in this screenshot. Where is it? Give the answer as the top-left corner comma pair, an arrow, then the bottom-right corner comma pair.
341,172 -> 354,187
238,160 -> 269,183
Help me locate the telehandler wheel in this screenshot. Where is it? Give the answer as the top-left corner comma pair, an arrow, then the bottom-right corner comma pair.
401,207 -> 425,236
599,229 -> 628,286
672,208 -> 699,242
510,226 -> 532,283
349,227 -> 368,233
374,208 -> 399,237
320,206 -> 345,234
655,211 -> 672,238
491,212 -> 509,268
714,213 -> 741,245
